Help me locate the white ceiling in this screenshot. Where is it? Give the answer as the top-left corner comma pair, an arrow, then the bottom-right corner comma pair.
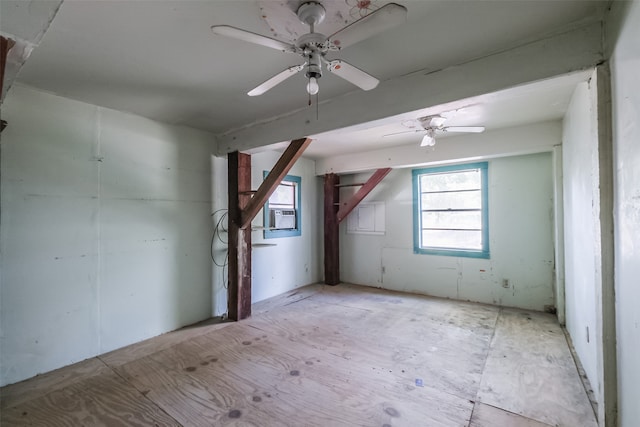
5,0 -> 608,158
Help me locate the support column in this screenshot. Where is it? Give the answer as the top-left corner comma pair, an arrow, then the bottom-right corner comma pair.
1,36 -> 16,131
228,152 -> 252,321
0,36 -> 14,96
324,173 -> 340,285
324,168 -> 391,286
227,138 -> 311,320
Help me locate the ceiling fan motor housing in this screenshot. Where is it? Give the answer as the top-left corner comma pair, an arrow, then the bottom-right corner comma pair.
419,115 -> 447,129
295,32 -> 326,80
306,51 -> 322,79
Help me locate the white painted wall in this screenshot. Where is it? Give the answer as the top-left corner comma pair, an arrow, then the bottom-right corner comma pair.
340,149 -> 556,312
210,151 -> 322,316
0,85 -> 215,386
607,1 -> 640,425
561,79 -> 600,395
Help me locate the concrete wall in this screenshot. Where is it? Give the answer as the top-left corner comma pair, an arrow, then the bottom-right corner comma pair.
0,85 -> 215,386
210,151 -> 322,316
607,1 -> 640,425
561,80 -> 600,395
340,149 -> 556,312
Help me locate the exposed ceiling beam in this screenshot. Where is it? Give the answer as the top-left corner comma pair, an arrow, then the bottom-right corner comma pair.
0,0 -> 62,102
215,22 -> 602,155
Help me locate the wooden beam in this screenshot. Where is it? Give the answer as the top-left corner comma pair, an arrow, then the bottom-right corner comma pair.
227,139 -> 310,320
594,64 -> 617,427
1,36 -> 16,109
240,137 -> 312,229
228,152 -> 252,321
337,168 -> 391,224
216,24 -> 601,155
334,183 -> 366,187
324,173 -> 340,285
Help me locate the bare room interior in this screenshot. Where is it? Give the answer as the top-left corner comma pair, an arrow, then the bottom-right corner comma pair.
0,1 -> 638,426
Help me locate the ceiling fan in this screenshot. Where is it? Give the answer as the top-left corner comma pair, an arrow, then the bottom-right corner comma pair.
211,1 -> 407,97
385,115 -> 485,147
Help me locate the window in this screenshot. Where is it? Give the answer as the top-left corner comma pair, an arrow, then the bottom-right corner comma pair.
412,162 -> 489,258
263,172 -> 301,238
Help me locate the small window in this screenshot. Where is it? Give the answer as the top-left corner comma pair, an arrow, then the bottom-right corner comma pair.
412,162 -> 489,258
263,172 -> 301,239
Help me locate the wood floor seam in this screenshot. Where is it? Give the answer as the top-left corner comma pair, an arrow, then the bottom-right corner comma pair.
481,402 -> 555,426
474,307 -> 502,402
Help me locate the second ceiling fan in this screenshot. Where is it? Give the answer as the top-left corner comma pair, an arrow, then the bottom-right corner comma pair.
211,1 -> 407,97
386,115 -> 486,147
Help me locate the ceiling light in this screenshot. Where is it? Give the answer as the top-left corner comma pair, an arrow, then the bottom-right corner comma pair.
306,77 -> 319,95
420,129 -> 436,147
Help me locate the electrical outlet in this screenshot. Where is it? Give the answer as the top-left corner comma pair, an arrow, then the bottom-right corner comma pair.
502,279 -> 510,288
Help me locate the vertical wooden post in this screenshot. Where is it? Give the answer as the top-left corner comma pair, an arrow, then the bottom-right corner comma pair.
1,36 -> 15,98
228,152 -> 252,321
324,173 -> 340,285
226,139 -> 310,321
1,36 -> 16,131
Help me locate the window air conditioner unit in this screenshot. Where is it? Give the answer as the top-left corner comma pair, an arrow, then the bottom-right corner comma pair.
271,209 -> 296,229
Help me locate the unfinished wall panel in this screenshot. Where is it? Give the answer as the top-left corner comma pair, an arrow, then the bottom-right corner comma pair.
339,140 -> 557,312
607,1 -> 640,425
0,86 -> 214,386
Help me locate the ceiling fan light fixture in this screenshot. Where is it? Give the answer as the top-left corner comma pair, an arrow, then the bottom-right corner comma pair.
420,129 -> 436,147
306,76 -> 319,95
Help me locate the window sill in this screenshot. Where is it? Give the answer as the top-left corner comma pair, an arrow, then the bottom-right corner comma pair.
414,247 -> 490,259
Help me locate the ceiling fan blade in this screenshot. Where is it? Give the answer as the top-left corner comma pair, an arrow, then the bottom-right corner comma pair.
247,64 -> 306,96
443,126 -> 486,133
383,129 -> 423,137
328,3 -> 407,49
326,60 -> 379,91
211,25 -> 297,53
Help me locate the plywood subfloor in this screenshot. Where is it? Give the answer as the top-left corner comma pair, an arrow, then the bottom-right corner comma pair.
1,283 -> 596,426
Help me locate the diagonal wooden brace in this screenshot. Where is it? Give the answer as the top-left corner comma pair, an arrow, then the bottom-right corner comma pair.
240,137 -> 312,230
337,168 -> 391,224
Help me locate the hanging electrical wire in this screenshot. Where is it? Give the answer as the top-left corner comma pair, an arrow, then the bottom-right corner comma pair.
210,209 -> 229,267
222,251 -> 229,290
210,209 -> 230,321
